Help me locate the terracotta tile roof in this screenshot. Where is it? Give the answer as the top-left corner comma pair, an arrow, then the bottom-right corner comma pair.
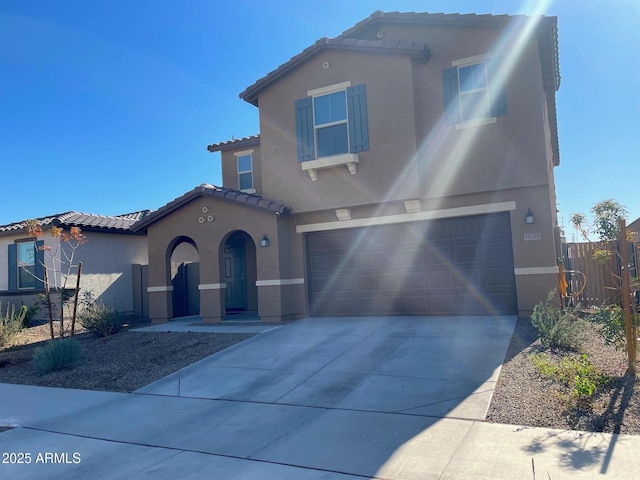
131,184 -> 291,232
0,210 -> 151,236
239,37 -> 431,106
239,11 -> 560,108
207,134 -> 260,153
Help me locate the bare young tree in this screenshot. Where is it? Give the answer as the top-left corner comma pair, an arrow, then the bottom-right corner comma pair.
24,220 -> 86,339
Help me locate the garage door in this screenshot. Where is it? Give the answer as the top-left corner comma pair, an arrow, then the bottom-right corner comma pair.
306,212 -> 517,316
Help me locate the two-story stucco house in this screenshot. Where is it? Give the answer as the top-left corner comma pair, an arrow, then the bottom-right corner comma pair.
0,211 -> 150,316
133,11 -> 562,323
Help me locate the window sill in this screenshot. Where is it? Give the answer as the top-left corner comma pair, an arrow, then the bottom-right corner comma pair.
241,188 -> 256,194
301,153 -> 359,181
455,116 -> 497,130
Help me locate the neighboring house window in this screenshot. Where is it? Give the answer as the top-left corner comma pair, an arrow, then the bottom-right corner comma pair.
7,240 -> 44,291
295,83 -> 369,162
237,153 -> 253,192
443,56 -> 506,126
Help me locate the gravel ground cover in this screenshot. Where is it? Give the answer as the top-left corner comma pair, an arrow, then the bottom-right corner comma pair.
487,317 -> 640,434
0,321 -> 254,393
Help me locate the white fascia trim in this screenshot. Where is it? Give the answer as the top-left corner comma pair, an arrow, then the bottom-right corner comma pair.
256,278 -> 305,287
198,283 -> 227,290
514,267 -> 559,275
296,201 -> 517,233
451,53 -> 491,67
307,81 -> 351,97
234,149 -> 254,157
147,286 -> 174,292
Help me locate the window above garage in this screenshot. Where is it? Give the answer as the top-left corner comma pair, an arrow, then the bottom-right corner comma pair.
295,81 -> 369,181
443,54 -> 507,129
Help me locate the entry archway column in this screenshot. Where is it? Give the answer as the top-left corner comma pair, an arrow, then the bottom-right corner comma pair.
199,282 -> 226,323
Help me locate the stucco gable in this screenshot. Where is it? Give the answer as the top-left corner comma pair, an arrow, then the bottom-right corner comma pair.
239,37 -> 431,107
131,184 -> 291,233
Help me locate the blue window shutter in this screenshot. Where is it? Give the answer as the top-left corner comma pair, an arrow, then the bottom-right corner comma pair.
347,84 -> 369,153
34,240 -> 45,289
8,243 -> 17,291
442,67 -> 461,125
488,58 -> 507,117
295,97 -> 315,162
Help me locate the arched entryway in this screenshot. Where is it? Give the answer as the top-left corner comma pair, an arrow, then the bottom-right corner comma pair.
169,237 -> 200,318
221,231 -> 257,317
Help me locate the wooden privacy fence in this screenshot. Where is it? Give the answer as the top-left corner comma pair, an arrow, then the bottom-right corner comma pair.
564,241 -> 639,307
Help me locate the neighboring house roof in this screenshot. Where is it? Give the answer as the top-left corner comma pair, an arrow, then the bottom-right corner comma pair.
0,210 -> 151,237
207,134 -> 260,153
239,37 -> 431,106
628,217 -> 640,234
131,184 -> 292,233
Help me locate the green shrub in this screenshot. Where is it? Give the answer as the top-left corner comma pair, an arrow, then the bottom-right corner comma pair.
20,303 -> 40,329
80,303 -> 123,337
0,302 -> 26,348
530,291 -> 586,350
587,305 -> 626,350
33,338 -> 82,374
530,352 -> 606,404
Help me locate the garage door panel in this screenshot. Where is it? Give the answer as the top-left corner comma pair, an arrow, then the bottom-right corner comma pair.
307,213 -> 517,316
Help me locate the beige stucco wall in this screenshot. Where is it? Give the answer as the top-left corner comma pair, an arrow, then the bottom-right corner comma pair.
242,19 -> 559,317
144,196 -> 303,323
0,231 -> 148,316
221,144 -> 262,194
258,50 -> 420,211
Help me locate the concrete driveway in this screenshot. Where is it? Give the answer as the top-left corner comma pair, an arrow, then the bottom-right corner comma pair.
5,315 -> 638,479
137,316 -> 516,420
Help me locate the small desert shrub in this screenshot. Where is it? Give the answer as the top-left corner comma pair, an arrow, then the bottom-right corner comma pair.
21,303 -> 40,329
33,338 -> 82,374
530,352 -> 606,405
530,291 -> 586,350
0,303 -> 26,348
80,303 -> 123,337
587,305 -> 627,350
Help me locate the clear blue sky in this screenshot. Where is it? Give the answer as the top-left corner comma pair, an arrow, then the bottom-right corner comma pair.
1,0 -> 638,239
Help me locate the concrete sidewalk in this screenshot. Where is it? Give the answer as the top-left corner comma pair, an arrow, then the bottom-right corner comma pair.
1,316 -> 640,479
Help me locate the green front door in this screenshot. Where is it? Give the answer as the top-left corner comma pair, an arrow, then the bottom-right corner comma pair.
224,239 -> 247,311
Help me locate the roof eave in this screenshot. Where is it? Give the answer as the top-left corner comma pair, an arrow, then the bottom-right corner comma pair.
239,39 -> 431,107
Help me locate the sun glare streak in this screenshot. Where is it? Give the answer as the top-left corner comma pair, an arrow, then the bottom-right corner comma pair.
305,1 -> 554,315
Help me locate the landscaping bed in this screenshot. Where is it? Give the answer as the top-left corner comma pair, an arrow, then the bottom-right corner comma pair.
0,321 -> 254,393
487,317 -> 640,434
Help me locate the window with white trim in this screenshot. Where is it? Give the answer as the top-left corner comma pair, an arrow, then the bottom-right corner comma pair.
295,82 -> 369,162
458,62 -> 490,122
236,152 -> 253,192
443,55 -> 506,127
313,90 -> 349,157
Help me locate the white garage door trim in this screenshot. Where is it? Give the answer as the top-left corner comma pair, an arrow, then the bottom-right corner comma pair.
296,201 -> 517,233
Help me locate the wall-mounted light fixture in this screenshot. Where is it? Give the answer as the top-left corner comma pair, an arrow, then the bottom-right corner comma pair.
525,209 -> 535,225
261,234 -> 269,247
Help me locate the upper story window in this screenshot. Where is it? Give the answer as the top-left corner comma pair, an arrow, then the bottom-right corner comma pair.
314,90 -> 349,157
7,239 -> 44,291
295,82 -> 369,162
235,150 -> 254,193
458,62 -> 489,121
443,55 -> 506,128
